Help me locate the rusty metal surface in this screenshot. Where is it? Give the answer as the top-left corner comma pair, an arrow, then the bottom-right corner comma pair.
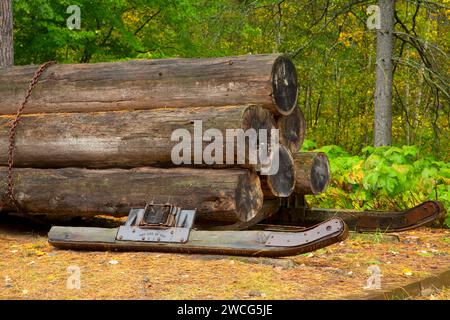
266,199 -> 445,233
265,218 -> 342,247
118,204 -> 195,243
125,203 -> 196,229
3,61 -> 57,210
353,201 -> 444,232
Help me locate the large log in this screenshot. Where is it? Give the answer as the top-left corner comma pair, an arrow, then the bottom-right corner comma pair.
0,54 -> 298,116
0,105 -> 275,168
293,152 -> 330,195
195,200 -> 280,231
277,106 -> 306,153
0,167 -> 263,223
260,145 -> 295,198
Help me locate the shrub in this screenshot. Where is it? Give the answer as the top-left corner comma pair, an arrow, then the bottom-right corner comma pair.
301,140 -> 449,227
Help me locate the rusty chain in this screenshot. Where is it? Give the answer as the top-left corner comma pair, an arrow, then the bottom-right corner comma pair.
3,61 -> 57,211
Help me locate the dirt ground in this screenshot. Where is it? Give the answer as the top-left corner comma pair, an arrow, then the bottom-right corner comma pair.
0,214 -> 449,300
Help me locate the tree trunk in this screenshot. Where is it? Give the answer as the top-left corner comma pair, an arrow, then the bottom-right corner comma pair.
0,167 -> 263,223
260,145 -> 295,198
0,0 -> 14,68
277,106 -> 306,153
0,54 -> 298,116
293,152 -> 330,195
374,0 -> 395,146
0,105 -> 275,168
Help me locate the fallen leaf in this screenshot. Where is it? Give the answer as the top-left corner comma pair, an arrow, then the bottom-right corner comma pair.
403,268 -> 413,276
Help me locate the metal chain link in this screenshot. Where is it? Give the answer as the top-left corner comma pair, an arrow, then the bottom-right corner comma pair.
4,61 -> 57,211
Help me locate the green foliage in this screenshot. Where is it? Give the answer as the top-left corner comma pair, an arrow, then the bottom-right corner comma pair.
13,0 -> 202,63
305,143 -> 449,227
301,139 -> 317,151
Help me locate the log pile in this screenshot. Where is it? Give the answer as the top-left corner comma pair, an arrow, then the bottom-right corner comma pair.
0,54 -> 330,229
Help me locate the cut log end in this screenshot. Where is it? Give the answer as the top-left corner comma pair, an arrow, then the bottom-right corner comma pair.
310,153 -> 330,194
293,152 -> 330,195
278,106 -> 306,153
271,56 -> 298,116
235,171 -> 264,222
261,145 -> 295,198
241,105 -> 276,134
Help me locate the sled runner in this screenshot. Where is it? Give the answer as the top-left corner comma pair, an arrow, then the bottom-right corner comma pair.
265,196 -> 445,233
48,202 -> 348,257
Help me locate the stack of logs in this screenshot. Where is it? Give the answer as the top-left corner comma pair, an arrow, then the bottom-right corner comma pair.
0,54 -> 330,229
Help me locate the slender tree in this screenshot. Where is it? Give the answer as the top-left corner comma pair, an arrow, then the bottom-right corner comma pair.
0,0 -> 14,68
374,0 -> 395,146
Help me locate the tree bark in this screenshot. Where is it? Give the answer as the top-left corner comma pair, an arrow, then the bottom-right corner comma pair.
0,54 -> 298,116
260,145 -> 295,198
0,105 -> 275,168
0,167 -> 263,223
0,0 -> 14,68
196,200 -> 280,231
277,106 -> 306,153
374,0 -> 395,146
293,152 -> 330,195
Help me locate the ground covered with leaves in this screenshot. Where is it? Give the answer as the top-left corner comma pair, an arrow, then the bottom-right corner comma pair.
0,216 -> 448,300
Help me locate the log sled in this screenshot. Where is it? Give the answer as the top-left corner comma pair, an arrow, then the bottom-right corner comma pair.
0,54 -> 443,257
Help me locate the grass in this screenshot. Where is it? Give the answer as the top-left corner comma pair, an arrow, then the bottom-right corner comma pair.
0,215 -> 449,300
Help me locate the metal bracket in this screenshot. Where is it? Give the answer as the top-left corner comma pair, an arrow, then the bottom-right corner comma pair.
265,218 -> 342,247
116,203 -> 196,244
116,226 -> 191,243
